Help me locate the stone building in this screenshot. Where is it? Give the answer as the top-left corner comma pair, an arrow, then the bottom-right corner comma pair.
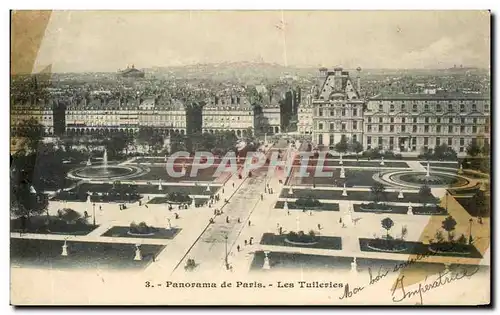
202,94 -> 254,137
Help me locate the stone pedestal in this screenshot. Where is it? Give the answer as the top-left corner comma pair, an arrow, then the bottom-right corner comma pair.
206,184 -> 211,192
191,198 -> 196,208
339,154 -> 343,165
61,241 -> 68,256
283,200 -> 288,210
167,219 -> 172,229
426,162 -> 430,177
407,203 -> 413,215
158,180 -> 163,191
262,251 -> 271,270
134,245 -> 142,261
351,257 -> 358,273
288,187 -> 293,195
458,164 -> 464,174
342,184 -> 348,197
398,190 -> 404,199
86,158 -> 92,166
380,157 -> 385,166
340,166 -> 346,179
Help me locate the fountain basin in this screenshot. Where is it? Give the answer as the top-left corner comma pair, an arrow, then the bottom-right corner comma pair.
67,164 -> 149,181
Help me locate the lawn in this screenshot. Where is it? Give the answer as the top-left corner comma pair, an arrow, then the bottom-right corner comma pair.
353,204 -> 447,215
101,226 -> 182,240
260,233 -> 342,250
280,189 -> 438,204
359,238 -> 482,258
298,169 -> 380,187
10,216 -> 99,236
274,201 -> 339,211
147,197 -> 208,206
10,239 -> 165,270
77,183 -> 218,196
455,196 -> 490,218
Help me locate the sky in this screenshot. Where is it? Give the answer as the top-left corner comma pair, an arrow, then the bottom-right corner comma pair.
31,10 -> 491,72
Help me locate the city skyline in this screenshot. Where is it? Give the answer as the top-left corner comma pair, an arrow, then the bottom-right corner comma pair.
27,10 -> 491,73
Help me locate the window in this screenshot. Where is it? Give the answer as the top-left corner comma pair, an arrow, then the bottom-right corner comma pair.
402,117 -> 406,124
378,125 -> 383,132
379,117 -> 383,123
472,104 -> 477,111
353,109 -> 357,116
437,118 -> 441,124
460,147 -> 464,153
412,104 -> 417,112
401,104 -> 406,111
460,138 -> 465,146
368,117 -> 372,123
353,121 -> 358,130
473,118 -> 477,124
449,118 -> 453,124
367,125 -> 372,132
401,125 -> 406,132
390,117 -> 394,123
342,123 -> 346,131
424,125 -> 429,133
473,126 -> 477,133
330,123 -> 334,130
319,109 -> 323,117
448,126 -> 453,133
341,109 -> 346,116
390,104 -> 395,112
413,118 -> 417,123
318,123 -> 323,130
448,138 -> 453,146
448,104 -> 453,111
352,135 -> 357,142
436,104 -> 442,112
367,136 -> 372,144
436,125 -> 441,133
424,137 -> 429,145
379,104 -> 383,111
460,126 -> 465,133
461,118 -> 465,124
436,137 -> 441,146
460,104 -> 465,112
485,104 -> 490,112
329,135 -> 334,144
412,125 -> 417,132
330,110 -> 334,116
425,117 -> 429,123
390,125 -> 394,132
424,104 -> 429,111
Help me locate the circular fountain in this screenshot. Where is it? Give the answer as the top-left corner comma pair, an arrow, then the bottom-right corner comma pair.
67,149 -> 148,181
375,169 -> 470,189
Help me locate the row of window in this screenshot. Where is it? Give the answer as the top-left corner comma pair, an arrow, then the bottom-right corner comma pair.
317,121 -> 359,131
366,125 -> 488,133
318,108 -> 359,117
374,103 -> 489,112
367,117 -> 487,124
367,136 -> 471,146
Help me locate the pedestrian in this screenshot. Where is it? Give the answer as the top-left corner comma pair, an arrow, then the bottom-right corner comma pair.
237,218 -> 241,223
279,226 -> 283,235
248,220 -> 251,227
214,209 -> 217,215
232,182 -> 235,188
309,210 -> 313,216
226,216 -> 229,223
222,188 -> 225,193
339,218 -> 342,224
317,223 -> 321,230
244,240 -> 248,246
145,204 -> 148,208
260,194 -> 263,201
152,254 -> 156,262
99,205 -> 102,211
237,245 -> 240,252
287,210 -> 290,215
249,237 -> 253,245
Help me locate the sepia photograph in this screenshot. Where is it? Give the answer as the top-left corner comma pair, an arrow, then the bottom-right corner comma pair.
9,9 -> 491,306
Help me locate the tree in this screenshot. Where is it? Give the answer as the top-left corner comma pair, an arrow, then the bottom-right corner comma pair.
334,137 -> 349,154
136,127 -> 155,153
418,184 -> 432,208
370,182 -> 386,204
466,141 -> 482,157
349,141 -> 364,156
10,182 -> 48,222
57,208 -> 82,223
441,216 -> 457,242
16,118 -> 44,152
105,132 -> 133,157
433,144 -> 457,161
381,217 -> 394,239
472,190 -> 489,217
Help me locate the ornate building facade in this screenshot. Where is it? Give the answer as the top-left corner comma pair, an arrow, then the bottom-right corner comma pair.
311,67 -> 364,148
364,93 -> 491,154
202,94 -> 254,137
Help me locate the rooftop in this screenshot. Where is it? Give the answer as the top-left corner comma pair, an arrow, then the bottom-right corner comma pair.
370,92 -> 490,101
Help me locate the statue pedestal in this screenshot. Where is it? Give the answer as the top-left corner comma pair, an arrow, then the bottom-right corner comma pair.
288,188 -> 293,195
134,246 -> 142,261
351,257 -> 357,273
283,201 -> 288,210
407,205 -> 413,215
398,190 -> 404,199
340,169 -> 346,179
262,251 -> 271,270
206,184 -> 211,192
342,189 -> 348,197
61,242 -> 68,256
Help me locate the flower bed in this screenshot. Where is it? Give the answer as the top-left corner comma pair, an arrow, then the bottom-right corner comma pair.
259,233 -> 342,250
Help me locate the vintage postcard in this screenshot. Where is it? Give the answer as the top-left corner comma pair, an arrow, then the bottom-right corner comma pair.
10,10 -> 491,305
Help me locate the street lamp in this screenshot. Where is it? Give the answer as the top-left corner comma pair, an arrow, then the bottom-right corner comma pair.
469,218 -> 473,244
445,192 -> 448,213
93,203 -> 96,226
224,235 -> 229,269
